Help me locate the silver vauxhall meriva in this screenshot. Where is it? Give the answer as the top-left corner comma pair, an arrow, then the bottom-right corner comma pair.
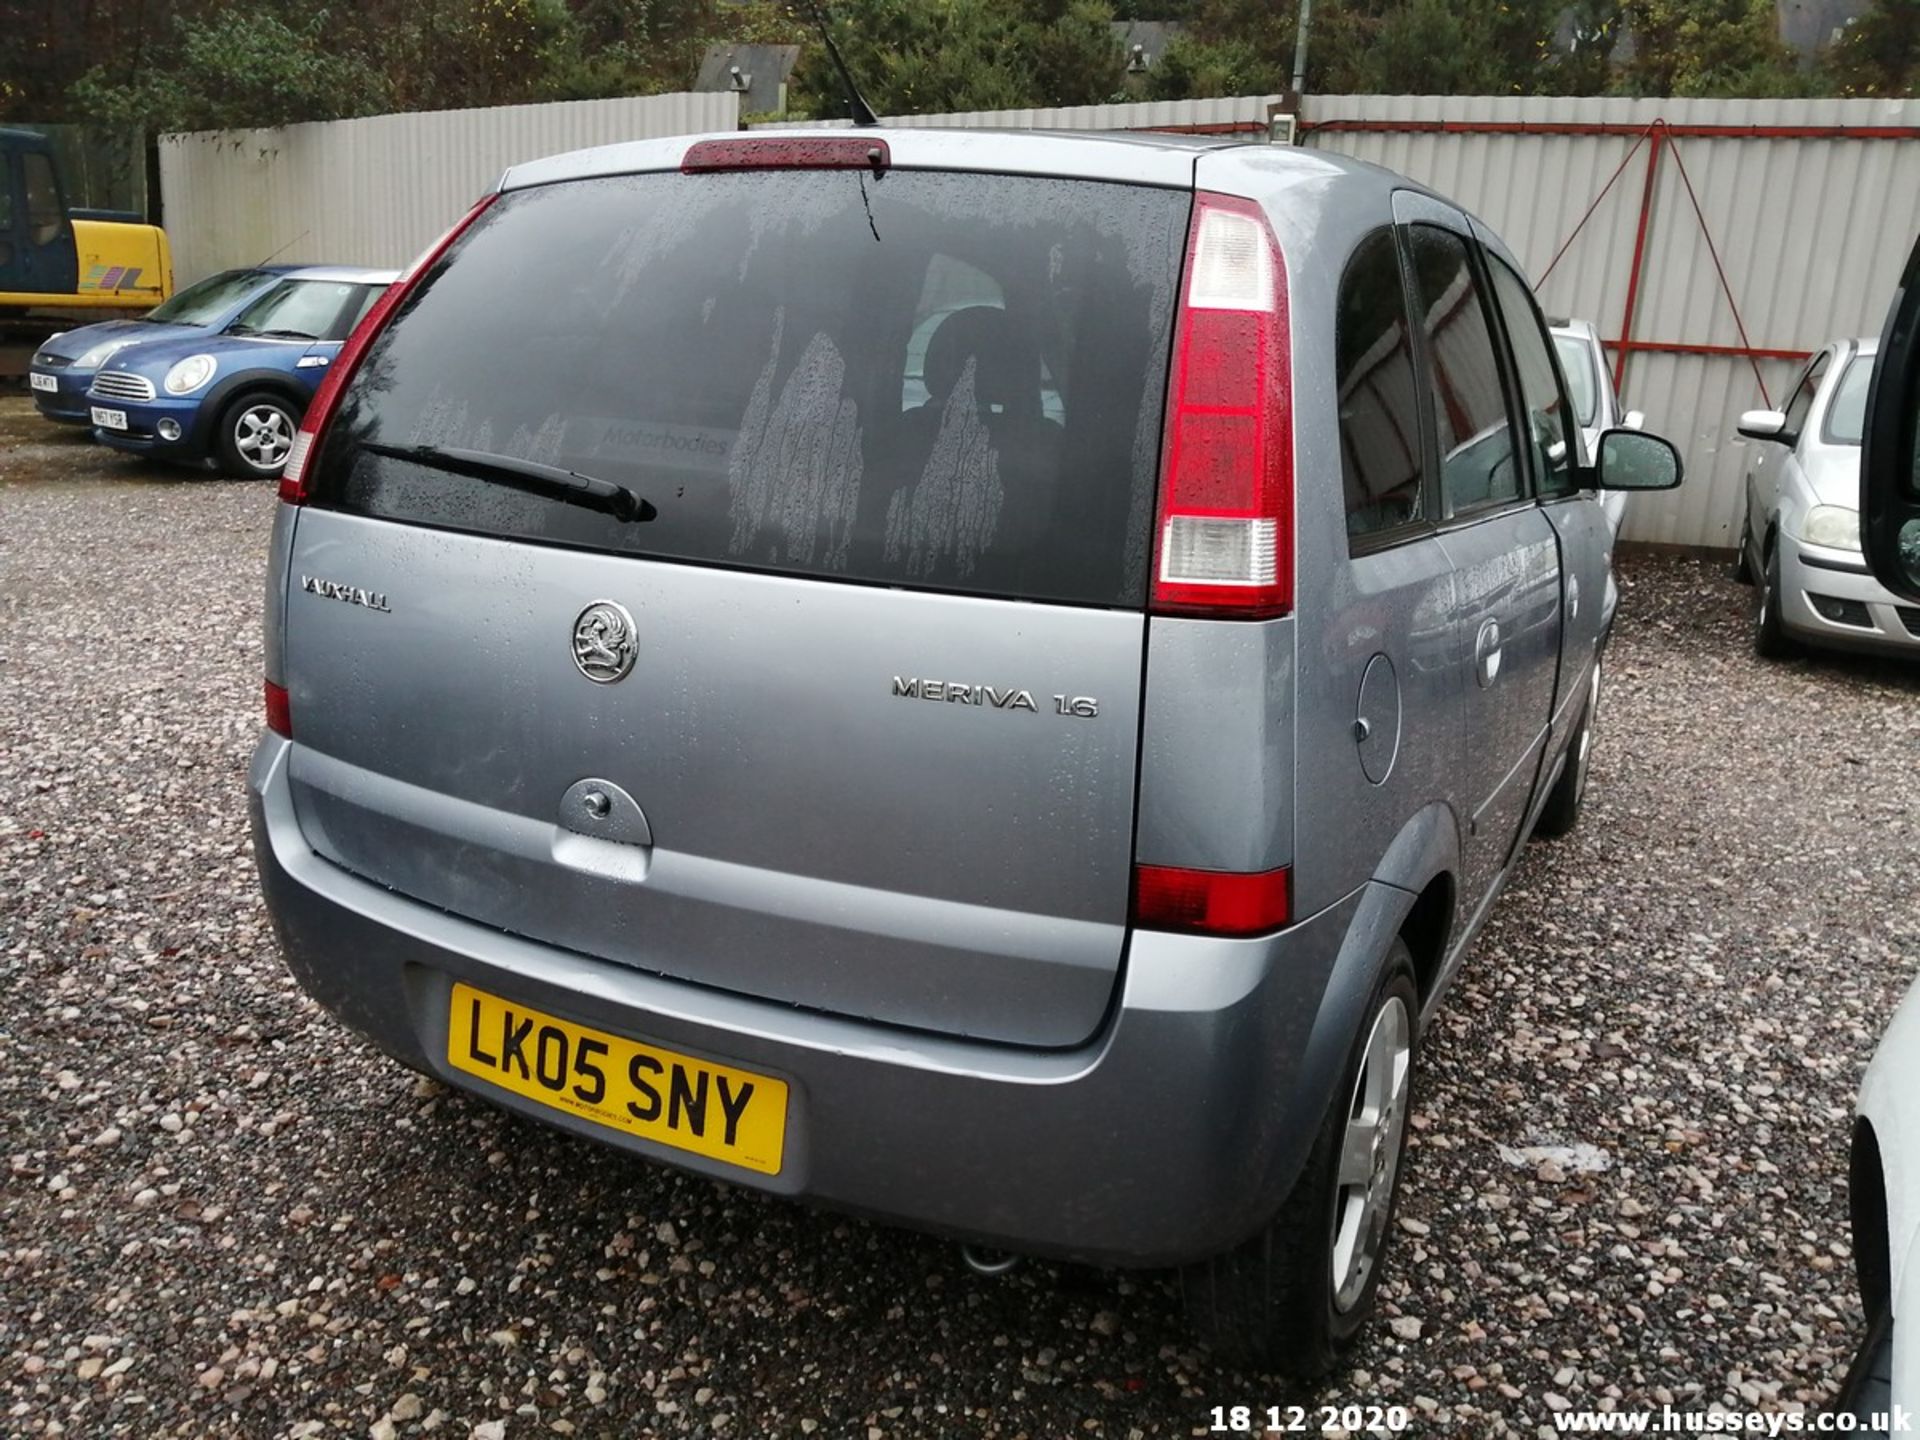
249,128 -> 1680,1374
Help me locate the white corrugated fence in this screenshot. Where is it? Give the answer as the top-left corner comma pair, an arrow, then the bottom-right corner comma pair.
157,92 -> 737,285
160,89 -> 1920,548
1299,95 -> 1920,547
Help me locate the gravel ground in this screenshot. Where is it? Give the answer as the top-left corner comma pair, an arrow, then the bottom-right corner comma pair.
4,390 -> 1918,1439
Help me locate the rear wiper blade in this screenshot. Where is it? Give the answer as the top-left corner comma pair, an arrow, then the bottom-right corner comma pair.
362,442 -> 655,523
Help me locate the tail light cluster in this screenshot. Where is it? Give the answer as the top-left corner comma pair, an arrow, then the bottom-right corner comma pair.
1132,863 -> 1291,937
1150,192 -> 1293,619
1134,193 -> 1294,938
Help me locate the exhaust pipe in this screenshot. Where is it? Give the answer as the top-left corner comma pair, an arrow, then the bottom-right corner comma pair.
960,1244 -> 1021,1277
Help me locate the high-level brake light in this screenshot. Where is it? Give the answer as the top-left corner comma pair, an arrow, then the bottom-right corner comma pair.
681,136 -> 891,173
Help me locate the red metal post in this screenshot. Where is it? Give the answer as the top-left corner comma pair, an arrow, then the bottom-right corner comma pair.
1609,338 -> 1810,363
1297,119 -> 1920,140
1613,124 -> 1665,395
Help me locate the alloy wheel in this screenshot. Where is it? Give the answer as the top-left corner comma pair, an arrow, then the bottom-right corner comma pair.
1331,992 -> 1413,1313
235,404 -> 294,472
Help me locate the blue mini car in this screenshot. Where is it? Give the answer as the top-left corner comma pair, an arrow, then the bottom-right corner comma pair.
29,266 -> 297,424
87,266 -> 395,477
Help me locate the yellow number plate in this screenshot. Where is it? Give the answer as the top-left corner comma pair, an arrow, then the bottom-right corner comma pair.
446,982 -> 787,1175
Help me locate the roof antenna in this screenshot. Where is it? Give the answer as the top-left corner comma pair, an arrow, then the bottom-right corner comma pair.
803,0 -> 879,128
254,229 -> 310,267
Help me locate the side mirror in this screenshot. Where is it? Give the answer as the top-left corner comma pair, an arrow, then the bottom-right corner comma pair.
1594,428 -> 1682,491
1737,409 -> 1790,443
1622,410 -> 1646,431
1862,233 -> 1920,601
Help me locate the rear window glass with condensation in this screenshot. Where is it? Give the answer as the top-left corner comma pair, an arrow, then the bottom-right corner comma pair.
309,169 -> 1190,607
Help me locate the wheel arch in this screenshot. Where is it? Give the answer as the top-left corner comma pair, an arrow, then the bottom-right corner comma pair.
191,370 -> 309,448
1397,874 -> 1454,1004
1302,804 -> 1461,1075
1369,803 -> 1462,1009
1853,1116 -> 1892,1317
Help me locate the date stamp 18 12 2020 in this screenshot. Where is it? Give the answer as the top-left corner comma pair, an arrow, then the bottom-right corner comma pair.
1210,1404 -> 1414,1434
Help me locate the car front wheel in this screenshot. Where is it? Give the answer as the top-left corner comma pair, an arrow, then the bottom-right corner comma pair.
1182,944 -> 1418,1378
1754,543 -> 1801,660
217,391 -> 299,478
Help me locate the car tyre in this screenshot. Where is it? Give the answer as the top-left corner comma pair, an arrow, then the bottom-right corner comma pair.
1182,945 -> 1418,1378
1534,654 -> 1601,839
216,390 -> 300,479
1732,504 -> 1754,584
1753,542 -> 1801,660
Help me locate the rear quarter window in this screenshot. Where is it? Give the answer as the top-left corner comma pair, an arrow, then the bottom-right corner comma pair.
1823,354 -> 1871,445
1336,228 -> 1427,544
310,168 -> 1190,607
1553,333 -> 1600,429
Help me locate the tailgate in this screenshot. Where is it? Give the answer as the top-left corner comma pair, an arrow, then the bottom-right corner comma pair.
280,157 -> 1189,1047
285,513 -> 1144,1046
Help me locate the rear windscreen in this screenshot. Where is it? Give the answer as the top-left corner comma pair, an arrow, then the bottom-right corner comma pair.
309,168 -> 1191,607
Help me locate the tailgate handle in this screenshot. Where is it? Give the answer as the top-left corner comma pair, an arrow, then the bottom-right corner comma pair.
553,778 -> 652,883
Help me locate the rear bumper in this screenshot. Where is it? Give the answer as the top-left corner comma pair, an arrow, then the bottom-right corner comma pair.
250,734 -> 1373,1266
1779,545 -> 1920,657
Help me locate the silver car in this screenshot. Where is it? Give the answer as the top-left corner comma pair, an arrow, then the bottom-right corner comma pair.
248,129 -> 1677,1374
1737,338 -> 1918,658
1550,317 -> 1646,537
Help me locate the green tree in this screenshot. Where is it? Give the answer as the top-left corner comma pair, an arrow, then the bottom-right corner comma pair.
1324,0 -> 1562,93
787,0 -> 1125,119
1617,0 -> 1807,96
1554,0 -> 1626,95
1823,0 -> 1920,96
70,4 -> 389,131
1144,0 -> 1565,98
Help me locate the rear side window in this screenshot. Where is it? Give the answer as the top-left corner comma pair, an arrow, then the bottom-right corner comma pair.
1487,258 -> 1579,498
311,169 -> 1190,607
1824,354 -> 1871,445
1336,229 -> 1426,542
1406,225 -> 1520,515
1553,332 -> 1600,428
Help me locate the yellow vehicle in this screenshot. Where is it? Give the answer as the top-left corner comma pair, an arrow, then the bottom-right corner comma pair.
0,126 -> 170,316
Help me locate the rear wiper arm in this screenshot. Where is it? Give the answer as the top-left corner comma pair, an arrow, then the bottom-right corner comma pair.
362,443 -> 655,523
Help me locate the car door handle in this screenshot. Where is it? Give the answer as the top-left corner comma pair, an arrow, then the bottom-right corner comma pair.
1474,617 -> 1503,689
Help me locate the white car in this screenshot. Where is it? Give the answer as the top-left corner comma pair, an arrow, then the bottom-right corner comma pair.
1735,338 -> 1919,660
1840,974 -> 1920,1421
1551,318 -> 1645,536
